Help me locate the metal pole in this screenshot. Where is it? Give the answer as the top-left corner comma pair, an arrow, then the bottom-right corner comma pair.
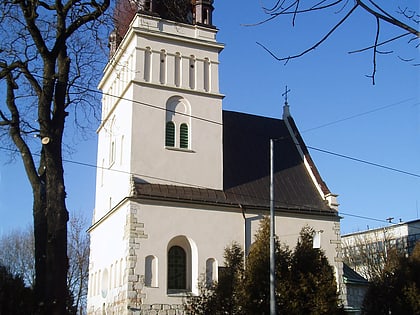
270,139 -> 276,315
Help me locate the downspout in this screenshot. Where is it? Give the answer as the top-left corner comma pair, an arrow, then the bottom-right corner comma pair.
240,204 -> 246,267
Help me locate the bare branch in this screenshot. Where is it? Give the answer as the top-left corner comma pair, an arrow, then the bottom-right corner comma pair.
64,0 -> 111,41
356,0 -> 419,38
366,17 -> 381,85
3,70 -> 40,189
0,110 -> 11,125
245,0 -> 343,27
348,33 -> 411,54
15,0 -> 52,58
256,3 -> 358,62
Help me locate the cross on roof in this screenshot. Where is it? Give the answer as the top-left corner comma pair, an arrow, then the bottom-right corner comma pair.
282,85 -> 291,105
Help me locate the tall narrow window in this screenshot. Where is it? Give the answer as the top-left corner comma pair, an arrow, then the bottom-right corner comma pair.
97,270 -> 101,296
165,121 -> 175,147
204,58 -> 210,92
114,260 -> 118,288
160,49 -> 167,84
110,140 -> 115,164
109,264 -> 113,289
168,246 -> 186,290
144,0 -> 151,11
145,255 -> 158,287
144,47 -> 152,82
120,135 -> 124,165
189,55 -> 196,89
175,52 -> 181,87
101,269 -> 109,298
119,258 -> 123,286
206,258 -> 217,286
180,123 -> 189,149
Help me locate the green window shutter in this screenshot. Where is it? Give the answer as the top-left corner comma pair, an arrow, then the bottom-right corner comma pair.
165,121 -> 175,147
180,123 -> 188,149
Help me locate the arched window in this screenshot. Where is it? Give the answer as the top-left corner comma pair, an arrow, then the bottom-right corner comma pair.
145,255 -> 158,287
144,47 -> 152,82
179,123 -> 189,149
101,268 -> 109,298
206,258 -> 217,286
168,246 -> 187,290
165,121 -> 175,147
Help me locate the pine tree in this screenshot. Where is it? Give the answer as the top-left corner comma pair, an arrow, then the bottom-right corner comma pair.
187,218 -> 343,314
288,226 -> 343,315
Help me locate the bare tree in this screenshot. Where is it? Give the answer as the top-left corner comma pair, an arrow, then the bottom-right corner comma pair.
0,1 -> 110,314
67,214 -> 90,315
0,213 -> 90,315
253,0 -> 419,84
0,227 -> 35,287
342,228 -> 396,280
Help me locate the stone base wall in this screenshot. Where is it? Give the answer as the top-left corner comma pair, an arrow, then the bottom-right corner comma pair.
128,303 -> 188,315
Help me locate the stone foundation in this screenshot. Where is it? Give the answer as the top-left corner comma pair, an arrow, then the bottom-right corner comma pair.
128,303 -> 188,315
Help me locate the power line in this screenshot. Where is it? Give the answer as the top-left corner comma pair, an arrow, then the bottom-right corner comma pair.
339,211 -> 420,233
2,145 -> 420,234
307,145 -> 420,178
301,98 -> 418,133
28,72 -> 223,127
28,72 -> 419,132
1,143 -> 419,217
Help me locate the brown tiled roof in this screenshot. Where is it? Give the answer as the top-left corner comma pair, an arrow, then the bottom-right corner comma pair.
133,111 -> 336,215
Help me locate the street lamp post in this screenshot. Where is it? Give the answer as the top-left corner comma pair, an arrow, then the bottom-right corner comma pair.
270,138 -> 276,315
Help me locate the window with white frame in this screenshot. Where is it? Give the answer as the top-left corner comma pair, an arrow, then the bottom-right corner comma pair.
165,96 -> 191,150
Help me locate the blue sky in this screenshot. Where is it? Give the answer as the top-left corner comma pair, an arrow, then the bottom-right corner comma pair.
0,1 -> 419,236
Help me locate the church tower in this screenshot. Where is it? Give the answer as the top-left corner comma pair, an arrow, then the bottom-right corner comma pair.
93,0 -> 223,222
88,2 -> 224,314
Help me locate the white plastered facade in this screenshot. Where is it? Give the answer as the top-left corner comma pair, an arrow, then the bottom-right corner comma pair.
87,12 -> 343,315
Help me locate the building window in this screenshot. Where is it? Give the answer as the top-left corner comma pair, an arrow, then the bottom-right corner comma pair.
145,255 -> 158,287
144,47 -> 152,82
109,117 -> 116,166
110,140 -> 115,164
206,258 -> 217,286
168,246 -> 187,290
101,268 -> 109,298
180,123 -> 189,149
143,0 -> 151,11
175,52 -> 181,87
189,55 -> 196,89
204,57 -> 210,92
160,49 -> 167,84
165,97 -> 192,150
165,121 -> 175,147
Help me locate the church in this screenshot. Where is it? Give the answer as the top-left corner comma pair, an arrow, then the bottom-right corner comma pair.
87,1 -> 343,314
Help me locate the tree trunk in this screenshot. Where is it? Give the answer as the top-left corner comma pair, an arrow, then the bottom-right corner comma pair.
32,52 -> 70,314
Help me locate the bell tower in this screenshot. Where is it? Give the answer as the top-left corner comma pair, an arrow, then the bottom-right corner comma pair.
94,1 -> 224,221
88,3 -> 224,314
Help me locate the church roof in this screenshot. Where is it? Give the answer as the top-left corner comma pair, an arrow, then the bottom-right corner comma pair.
133,110 -> 335,215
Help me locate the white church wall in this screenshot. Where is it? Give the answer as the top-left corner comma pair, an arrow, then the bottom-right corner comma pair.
87,202 -> 130,314
94,88 -> 133,221
129,83 -> 223,190
122,200 -> 341,307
